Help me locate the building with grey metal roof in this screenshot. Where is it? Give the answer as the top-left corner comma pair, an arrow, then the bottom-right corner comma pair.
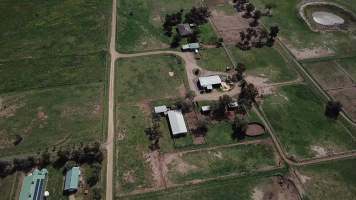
198,75 -> 222,91
177,24 -> 193,36
167,110 -> 188,135
64,167 -> 81,193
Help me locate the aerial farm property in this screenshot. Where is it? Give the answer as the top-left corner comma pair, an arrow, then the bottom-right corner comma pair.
1,0 -> 356,200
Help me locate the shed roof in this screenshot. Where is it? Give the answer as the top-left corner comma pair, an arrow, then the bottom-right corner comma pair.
182,43 -> 200,50
19,169 -> 48,200
198,75 -> 222,87
167,110 -> 188,135
201,106 -> 211,112
177,24 -> 193,36
64,167 -> 81,191
154,105 -> 168,113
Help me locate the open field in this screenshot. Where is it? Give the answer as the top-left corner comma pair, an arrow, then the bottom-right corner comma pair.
251,0 -> 356,59
262,84 -> 356,160
304,61 -> 354,89
119,168 -> 289,200
0,0 -> 111,60
165,142 -> 277,184
197,48 -> 232,71
228,46 -> 298,82
0,84 -> 104,157
0,52 -> 107,93
336,57 -> 356,81
298,158 -> 356,200
46,167 -> 68,200
116,55 -> 187,103
0,173 -> 21,200
117,0 -> 202,52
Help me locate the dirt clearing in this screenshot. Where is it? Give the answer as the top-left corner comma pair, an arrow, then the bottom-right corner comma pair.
252,176 -> 300,200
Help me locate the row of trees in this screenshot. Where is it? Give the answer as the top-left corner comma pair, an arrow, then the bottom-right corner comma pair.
237,25 -> 279,50
0,142 -> 103,178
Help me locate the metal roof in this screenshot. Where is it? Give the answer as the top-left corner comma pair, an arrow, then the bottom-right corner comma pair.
182,43 -> 200,50
154,105 -> 168,113
177,24 -> 193,36
19,169 -> 48,200
201,106 -> 211,112
167,110 -> 188,135
64,167 -> 81,191
198,75 -> 222,87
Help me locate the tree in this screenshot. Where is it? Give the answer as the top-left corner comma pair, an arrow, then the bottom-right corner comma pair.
184,7 -> 211,25
145,122 -> 162,150
194,118 -> 209,136
86,163 -> 101,187
245,3 -> 255,18
170,34 -> 181,48
92,187 -> 102,200
239,83 -> 258,109
250,10 -> 262,27
216,37 -> 224,47
269,25 -> 279,38
0,160 -> 13,177
325,101 -> 342,119
232,115 -> 248,140
39,151 -> 51,168
186,90 -> 196,100
175,98 -> 194,113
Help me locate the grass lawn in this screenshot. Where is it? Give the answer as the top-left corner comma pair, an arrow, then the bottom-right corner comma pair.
336,57 -> 356,81
0,52 -> 107,93
228,46 -> 298,82
116,54 -> 187,103
166,142 -> 276,183
121,168 -> 285,200
262,84 -> 356,159
198,48 -> 232,71
117,0 -> 201,52
251,0 -> 356,57
115,103 -> 152,193
299,158 -> 356,200
46,167 -> 68,200
304,60 -> 354,89
199,24 -> 219,45
0,173 -> 20,200
0,84 -> 104,157
0,0 -> 111,60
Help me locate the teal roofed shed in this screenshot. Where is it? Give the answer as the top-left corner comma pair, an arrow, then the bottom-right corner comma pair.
64,167 -> 81,192
19,169 -> 48,200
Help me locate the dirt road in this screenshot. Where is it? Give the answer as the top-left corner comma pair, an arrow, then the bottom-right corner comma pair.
105,0 -> 117,199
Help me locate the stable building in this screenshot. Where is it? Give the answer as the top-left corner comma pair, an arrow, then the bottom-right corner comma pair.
167,110 -> 188,136
198,75 -> 222,91
64,167 -> 81,193
19,169 -> 49,200
177,24 -> 193,37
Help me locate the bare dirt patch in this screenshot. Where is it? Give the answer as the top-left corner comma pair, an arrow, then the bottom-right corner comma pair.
282,39 -> 335,60
328,87 -> 356,121
193,135 -> 206,144
145,151 -> 166,188
0,96 -> 25,118
0,130 -> 12,148
211,9 -> 251,44
252,176 -> 300,200
246,123 -> 265,136
138,100 -> 152,116
123,170 -> 136,184
163,152 -> 198,175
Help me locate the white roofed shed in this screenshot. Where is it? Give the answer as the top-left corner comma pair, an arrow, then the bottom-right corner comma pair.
167,110 -> 188,135
198,75 -> 222,89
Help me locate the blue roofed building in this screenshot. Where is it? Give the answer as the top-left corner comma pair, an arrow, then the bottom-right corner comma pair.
19,168 -> 48,200
64,167 -> 81,193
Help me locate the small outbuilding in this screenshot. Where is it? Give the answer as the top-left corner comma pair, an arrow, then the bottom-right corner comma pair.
64,167 -> 81,193
177,24 -> 193,37
201,105 -> 211,114
198,75 -> 222,91
228,101 -> 239,111
167,110 -> 188,136
181,43 -> 200,51
154,105 -> 168,114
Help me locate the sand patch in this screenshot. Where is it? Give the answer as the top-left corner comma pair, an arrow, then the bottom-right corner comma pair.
123,170 -> 136,184
145,151 -> 166,188
0,97 -> 25,118
287,45 -> 335,60
252,188 -> 264,200
311,145 -> 328,157
164,153 -> 198,174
